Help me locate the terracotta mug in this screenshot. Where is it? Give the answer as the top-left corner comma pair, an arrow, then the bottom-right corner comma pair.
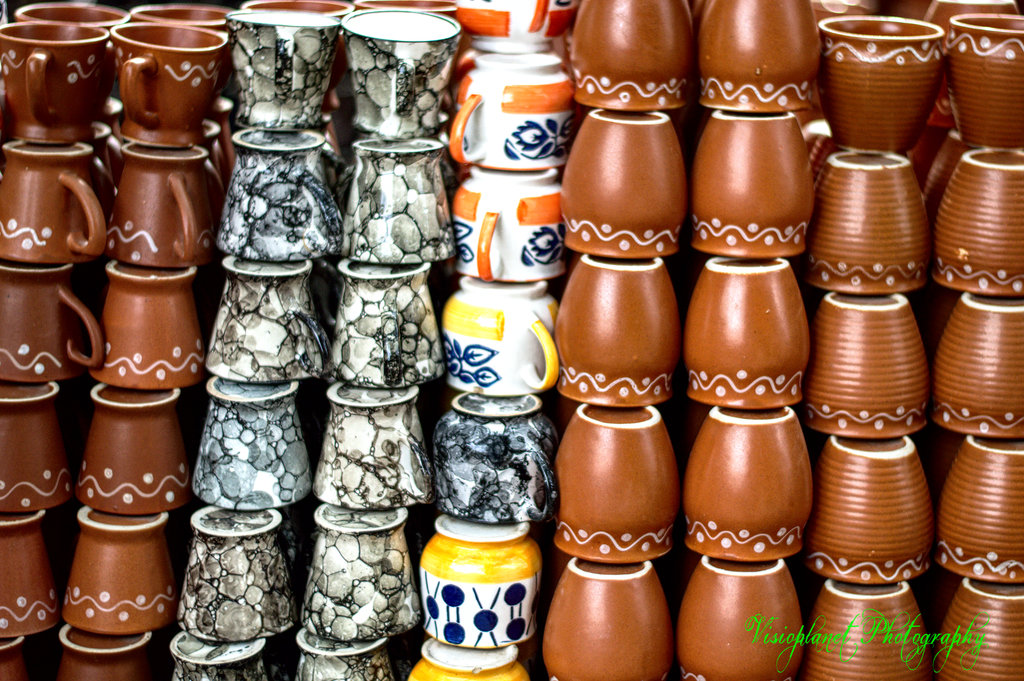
0,141 -> 106,264
0,510 -> 59,637
924,129 -> 970,223
56,625 -> 152,681
410,640 -> 524,681
455,0 -> 577,53
0,382 -> 72,511
170,634 -> 269,681
937,579 -> 1024,679
0,261 -> 103,383
0,637 -> 28,681
296,630 -> 395,681
90,262 -> 204,390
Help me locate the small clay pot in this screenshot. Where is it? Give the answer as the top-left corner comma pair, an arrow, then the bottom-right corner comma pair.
0,511 -> 58,637
0,382 -> 72,511
56,625 -> 152,681
936,579 -> 1024,680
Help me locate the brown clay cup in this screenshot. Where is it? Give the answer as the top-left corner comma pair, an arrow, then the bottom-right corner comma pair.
691,110 -> 814,258
110,23 -> 227,148
561,110 -> 686,257
807,151 -> 931,293
14,3 -> 129,28
936,579 -> 1024,680
78,384 -> 190,515
932,293 -> 1024,436
923,128 -> 969,222
0,141 -> 107,265
355,0 -> 451,13
684,258 -> 810,408
129,4 -> 231,30
0,637 -> 29,681
676,557 -> 804,681
0,261 -> 103,383
554,405 -> 679,563
56,625 -> 152,681
818,16 -> 945,151
90,262 -> 204,390
0,382 -> 72,512
555,256 -> 680,406
804,436 -> 933,583
0,510 -> 59,637
803,293 -> 929,436
934,149 -> 1024,295
543,559 -> 674,681
684,407 -> 812,561
63,507 -> 177,635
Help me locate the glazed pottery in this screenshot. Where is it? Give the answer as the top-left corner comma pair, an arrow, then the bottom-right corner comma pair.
807,151 -> 931,293
691,110 -> 814,257
110,23 -> 226,147
64,508 -> 177,635
315,384 -> 433,509
555,404 -> 678,562
410,640 -> 525,681
302,506 -> 420,641
804,436 -> 933,583
934,149 -> 1024,295
130,4 -> 231,30
420,516 -> 541,648
570,0 -> 691,110
561,110 -> 686,257
330,261 -> 445,387
0,261 -> 103,382
803,293 -> 929,436
684,258 -> 809,408
206,258 -> 331,383
15,3 -> 128,27
107,143 -> 214,268
937,437 -> 1024,581
170,633 -> 269,681
78,384 -> 189,514
698,0 -> 820,111
434,393 -> 557,524
684,407 -> 812,561
453,167 -> 564,282
932,294 -> 1024,436
219,129 -> 343,261
556,256 -> 680,406
179,507 -> 296,641
455,0 -> 577,53
345,138 -> 454,264
0,382 -> 72,511
544,560 -> 673,681
296,631 -> 394,681
442,278 -> 558,396
818,16 -> 944,151
677,557 -> 804,681
449,53 -> 574,170
194,378 -> 311,510
342,9 -> 460,138
0,141 -> 106,264
0,23 -> 110,143
0,637 -> 28,681
56,625 -> 152,681
936,579 -> 1024,680
0,511 -> 58,637
90,262 -> 204,390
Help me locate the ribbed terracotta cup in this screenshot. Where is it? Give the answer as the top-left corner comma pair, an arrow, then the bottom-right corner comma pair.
804,436 -> 933,583
923,128 -> 969,222
936,436 -> 1024,581
684,407 -> 812,561
936,579 -> 1024,680
676,557 -> 803,681
555,256 -> 680,407
543,560 -> 674,681
807,151 -> 930,293
818,16 -> 944,151
0,510 -> 58,637
555,404 -> 678,563
932,293 -> 1024,436
803,293 -> 929,436
684,258 -> 809,408
800,580 -> 932,680
934,149 -> 1024,295
0,637 -> 28,681
561,110 -> 686,257
691,110 -> 814,257
0,382 -> 72,511
56,625 -> 152,681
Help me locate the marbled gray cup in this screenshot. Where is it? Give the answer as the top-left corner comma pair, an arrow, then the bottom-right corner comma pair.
295,630 -> 395,681
171,632 -> 269,681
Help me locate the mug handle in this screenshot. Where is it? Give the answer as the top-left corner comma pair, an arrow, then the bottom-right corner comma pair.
299,166 -> 342,227
58,285 -> 104,368
521,317 -> 558,392
168,171 -> 198,262
382,309 -> 403,386
121,55 -> 160,129
287,310 -> 332,378
529,449 -> 558,521
477,211 -> 499,282
449,93 -> 484,165
529,0 -> 549,32
395,59 -> 416,116
27,48 -> 57,124
410,436 -> 434,489
59,172 -> 106,257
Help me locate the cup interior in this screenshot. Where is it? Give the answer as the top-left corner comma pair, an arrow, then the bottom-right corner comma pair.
0,22 -> 108,43
228,8 -> 342,28
342,8 -> 459,41
820,16 -> 944,40
112,22 -> 226,50
242,0 -> 354,17
951,12 -> 1024,33
15,2 -> 128,27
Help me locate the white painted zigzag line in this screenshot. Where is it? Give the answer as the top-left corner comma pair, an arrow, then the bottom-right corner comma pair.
806,257 -> 927,280
701,77 -> 811,104
806,403 -> 926,424
934,257 -> 1024,288
0,53 -> 25,70
108,224 -> 159,253
947,30 -> 1024,57
686,518 -> 802,546
823,41 -> 941,63
0,348 -> 62,370
65,590 -> 175,613
692,218 -> 806,243
78,471 -> 189,499
560,368 -> 673,395
67,59 -> 99,79
1,219 -> 48,246
103,351 -> 202,375
936,539 -> 1024,575
0,469 -> 70,501
933,400 -> 1024,430
681,668 -> 789,681
0,599 -> 57,623
573,71 -> 684,98
557,521 -> 673,552
163,62 -> 218,82
807,551 -> 928,580
689,370 -> 803,396
567,218 -> 680,245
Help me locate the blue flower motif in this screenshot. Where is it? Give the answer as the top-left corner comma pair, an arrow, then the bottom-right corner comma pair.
504,116 -> 573,161
444,334 -> 502,387
453,220 -> 475,263
521,223 -> 565,266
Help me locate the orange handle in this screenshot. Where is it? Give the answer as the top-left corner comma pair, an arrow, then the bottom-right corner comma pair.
59,172 -> 105,257
58,286 -> 104,368
449,93 -> 483,165
121,55 -> 160,129
477,211 -> 499,281
529,0 -> 549,32
168,171 -> 197,262
27,48 -> 56,124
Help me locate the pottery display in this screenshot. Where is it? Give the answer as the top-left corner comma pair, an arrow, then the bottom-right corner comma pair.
56,625 -> 152,681
0,382 -> 72,511
0,637 -> 29,681
296,631 -> 394,681
936,579 -> 1024,680
454,0 -> 577,54
170,633 -> 269,681
0,510 -> 59,637
409,639 -> 525,681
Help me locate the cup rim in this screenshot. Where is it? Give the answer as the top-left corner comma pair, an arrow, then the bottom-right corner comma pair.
420,637 -> 518,672
121,141 -> 209,162
579,254 -> 663,272
576,403 -> 661,429
824,579 -> 910,599
828,435 -> 916,459
701,555 -> 786,577
710,109 -> 796,123
91,382 -> 179,409
226,8 -> 343,28
473,51 -> 562,72
314,504 -> 409,533
341,8 -> 460,42
589,109 -> 672,126
130,4 -> 232,28
351,137 -> 444,154
823,291 -> 909,311
435,514 -> 529,543
467,166 -> 560,184
0,381 -> 59,404
14,2 -> 129,27
961,291 -> 1024,312
240,0 -> 355,17
709,406 -> 796,427
459,277 -> 549,297
295,629 -> 387,657
355,0 -> 455,10
965,434 -> 1024,455
2,140 -> 93,158
59,624 -> 152,655
190,505 -> 282,538
0,637 -> 24,652
110,21 -> 227,52
327,382 -> 418,408
0,261 -> 72,274
105,260 -> 198,281
232,128 -> 326,152
453,393 -> 542,418
337,260 -> 431,280
170,631 -> 266,664
963,577 -> 1024,599
77,505 -> 168,532
0,509 -> 45,527
568,557 -> 653,580
961,147 -> 1024,170
0,21 -> 109,43
826,150 -> 911,171
222,255 -> 312,279
706,256 -> 790,275
950,12 -> 1024,34
206,376 -> 300,403
819,14 -> 945,40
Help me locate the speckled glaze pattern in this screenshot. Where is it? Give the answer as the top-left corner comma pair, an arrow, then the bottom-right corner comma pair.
295,631 -> 395,681
171,634 -> 269,681
433,395 -> 558,523
194,379 -> 312,510
315,385 -> 433,509
178,508 -> 296,642
302,506 -> 420,642
344,140 -> 453,264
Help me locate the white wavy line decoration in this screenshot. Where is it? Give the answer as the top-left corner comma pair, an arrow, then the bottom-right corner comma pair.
0,347 -> 62,371
947,30 -> 1024,58
692,218 -> 806,245
934,257 -> 1024,292
0,52 -> 25,70
163,62 -> 218,84
1,218 -> 50,246
108,223 -> 159,253
933,400 -> 1024,432
688,370 -> 803,397
806,255 -> 927,284
573,71 -> 685,102
567,219 -> 680,248
822,39 -> 941,63
65,589 -> 175,613
686,518 -> 802,552
78,471 -> 188,499
557,521 -> 673,553
0,469 -> 71,502
807,551 -> 928,581
701,77 -> 811,105
936,539 -> 1024,577
560,367 -> 672,397
805,403 -> 926,425
0,598 -> 57,624
680,668 -> 789,681
103,351 -> 202,376
66,59 -> 99,80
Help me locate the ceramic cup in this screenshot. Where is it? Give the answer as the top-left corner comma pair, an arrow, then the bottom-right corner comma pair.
15,2 -> 129,27
410,640 -> 525,681
0,382 -> 72,511
358,0 -> 455,12
449,53 -> 574,170
936,579 -> 1024,680
420,515 -> 541,648
555,404 -> 678,562
56,625 -> 152,681
442,277 -> 558,395
342,9 -> 460,138
130,4 -> 232,30
296,630 -> 394,681
925,130 -> 971,225
170,633 -> 269,681
0,510 -> 59,637
455,0 -> 577,54
0,638 -> 28,681
194,378 -> 311,510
